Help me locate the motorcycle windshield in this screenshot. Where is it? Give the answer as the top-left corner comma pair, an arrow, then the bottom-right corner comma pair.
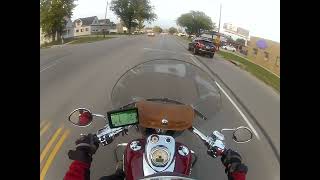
111,59 -> 221,120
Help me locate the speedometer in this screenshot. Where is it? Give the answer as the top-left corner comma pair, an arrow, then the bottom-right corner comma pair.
150,146 -> 170,167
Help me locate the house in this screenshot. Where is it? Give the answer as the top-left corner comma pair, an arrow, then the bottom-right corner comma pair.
116,20 -> 136,33
93,19 -> 117,34
73,16 -> 99,36
62,17 -> 74,39
40,17 -> 74,45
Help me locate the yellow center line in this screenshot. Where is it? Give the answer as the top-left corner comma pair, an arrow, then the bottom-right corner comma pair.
40,127 -> 63,163
40,120 -> 47,128
40,129 -> 70,180
40,122 -> 52,136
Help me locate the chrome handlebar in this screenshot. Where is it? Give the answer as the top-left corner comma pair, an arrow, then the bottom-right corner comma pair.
190,127 -> 226,157
96,125 -> 132,146
96,125 -> 226,158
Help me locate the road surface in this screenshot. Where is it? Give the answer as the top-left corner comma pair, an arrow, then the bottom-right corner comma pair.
40,34 -> 280,180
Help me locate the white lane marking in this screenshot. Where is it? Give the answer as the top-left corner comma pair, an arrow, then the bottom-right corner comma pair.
40,61 -> 60,72
215,81 -> 261,140
190,56 -> 202,67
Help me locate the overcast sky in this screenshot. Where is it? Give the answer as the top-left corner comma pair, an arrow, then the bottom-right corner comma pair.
72,0 -> 280,42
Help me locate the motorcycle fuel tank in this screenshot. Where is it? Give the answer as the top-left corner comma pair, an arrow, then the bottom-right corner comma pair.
124,137 -> 192,180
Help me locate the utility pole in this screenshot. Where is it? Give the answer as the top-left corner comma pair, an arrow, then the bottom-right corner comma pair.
217,3 -> 222,50
218,3 -> 222,33
103,1 -> 109,38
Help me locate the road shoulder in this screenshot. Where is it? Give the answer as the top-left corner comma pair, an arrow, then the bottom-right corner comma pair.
174,36 -> 280,158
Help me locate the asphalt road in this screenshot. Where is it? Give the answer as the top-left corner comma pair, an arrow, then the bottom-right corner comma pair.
40,34 -> 280,180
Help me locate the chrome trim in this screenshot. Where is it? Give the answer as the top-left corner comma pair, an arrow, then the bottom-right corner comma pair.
130,141 -> 142,151
191,127 -> 208,142
178,145 -> 189,156
68,108 -> 93,127
213,131 -> 225,141
150,135 -> 159,143
221,126 -> 253,143
232,126 -> 253,143
161,119 -> 168,125
143,135 -> 176,175
92,113 -> 107,120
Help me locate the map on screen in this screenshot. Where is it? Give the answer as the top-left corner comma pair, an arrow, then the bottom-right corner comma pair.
109,109 -> 138,128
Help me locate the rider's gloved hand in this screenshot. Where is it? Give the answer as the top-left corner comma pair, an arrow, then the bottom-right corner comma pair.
221,149 -> 248,176
68,134 -> 100,163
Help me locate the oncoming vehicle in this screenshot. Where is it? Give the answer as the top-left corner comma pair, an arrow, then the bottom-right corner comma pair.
66,60 -> 253,180
147,32 -> 155,36
188,38 -> 216,58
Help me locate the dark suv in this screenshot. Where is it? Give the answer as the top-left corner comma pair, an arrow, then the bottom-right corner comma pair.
188,38 -> 216,58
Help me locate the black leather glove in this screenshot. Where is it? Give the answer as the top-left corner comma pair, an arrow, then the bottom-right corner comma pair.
68,134 -> 100,163
221,149 -> 248,175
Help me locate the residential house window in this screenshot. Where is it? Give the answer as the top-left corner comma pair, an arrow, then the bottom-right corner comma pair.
275,56 -> 280,66
253,48 -> 258,56
86,28 -> 89,31
81,29 -> 83,32
76,29 -> 79,32
264,51 -> 269,60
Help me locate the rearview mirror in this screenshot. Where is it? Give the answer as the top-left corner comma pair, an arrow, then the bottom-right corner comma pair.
232,126 -> 253,143
68,108 -> 93,127
221,126 -> 253,143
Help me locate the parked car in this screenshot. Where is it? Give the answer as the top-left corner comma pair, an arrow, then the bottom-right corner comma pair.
188,38 -> 216,58
147,32 -> 155,36
222,45 -> 236,52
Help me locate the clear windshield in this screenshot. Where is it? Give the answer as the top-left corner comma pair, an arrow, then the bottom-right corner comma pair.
111,59 -> 221,120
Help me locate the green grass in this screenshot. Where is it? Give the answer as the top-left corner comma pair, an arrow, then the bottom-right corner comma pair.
41,39 -> 72,48
69,36 -> 115,44
217,51 -> 280,92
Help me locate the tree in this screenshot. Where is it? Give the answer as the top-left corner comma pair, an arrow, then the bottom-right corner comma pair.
110,0 -> 156,34
236,38 -> 246,46
40,0 -> 76,41
136,0 -> 157,31
168,27 -> 178,34
226,36 -> 235,44
153,26 -> 162,33
176,11 -> 215,35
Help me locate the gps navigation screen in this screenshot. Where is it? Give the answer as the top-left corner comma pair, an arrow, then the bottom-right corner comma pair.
108,108 -> 139,128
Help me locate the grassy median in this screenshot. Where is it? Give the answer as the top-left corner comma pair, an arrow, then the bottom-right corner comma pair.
217,51 -> 280,92
69,36 -> 115,44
